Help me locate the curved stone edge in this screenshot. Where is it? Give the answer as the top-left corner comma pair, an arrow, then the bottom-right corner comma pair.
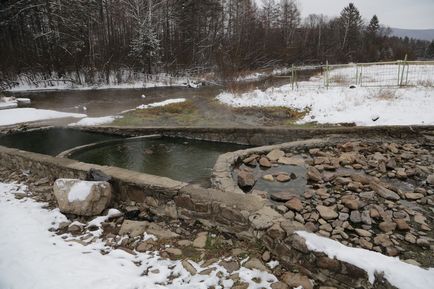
57,134 -> 161,158
211,138 -> 334,193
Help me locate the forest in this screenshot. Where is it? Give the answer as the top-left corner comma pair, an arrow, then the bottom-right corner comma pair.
1,0 -> 433,83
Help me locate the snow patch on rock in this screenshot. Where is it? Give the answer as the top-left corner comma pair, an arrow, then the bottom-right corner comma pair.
67,181 -> 95,202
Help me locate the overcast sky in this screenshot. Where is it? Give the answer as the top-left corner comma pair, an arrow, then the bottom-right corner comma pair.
257,0 -> 434,29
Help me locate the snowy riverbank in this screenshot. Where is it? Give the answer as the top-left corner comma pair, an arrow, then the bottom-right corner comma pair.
217,85 -> 434,126
3,71 -> 197,92
0,108 -> 86,126
217,64 -> 434,126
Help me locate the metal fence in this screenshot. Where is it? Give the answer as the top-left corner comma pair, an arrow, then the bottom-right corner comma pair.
288,59 -> 434,90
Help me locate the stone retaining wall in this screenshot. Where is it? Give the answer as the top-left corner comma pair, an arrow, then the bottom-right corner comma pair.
73,125 -> 434,146
0,144 -> 266,236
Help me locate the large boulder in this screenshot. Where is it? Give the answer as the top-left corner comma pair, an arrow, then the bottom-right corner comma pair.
53,179 -> 111,216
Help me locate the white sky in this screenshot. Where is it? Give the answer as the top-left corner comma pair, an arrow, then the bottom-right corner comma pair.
257,0 -> 434,29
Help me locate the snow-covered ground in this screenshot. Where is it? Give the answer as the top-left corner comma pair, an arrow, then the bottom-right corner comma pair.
326,64 -> 434,87
217,65 -> 434,126
136,98 -> 186,110
2,98 -> 187,127
69,116 -> 121,127
0,96 -> 31,110
0,108 -> 86,126
0,182 -> 278,289
119,98 -> 187,115
297,231 -> 434,289
236,67 -> 292,82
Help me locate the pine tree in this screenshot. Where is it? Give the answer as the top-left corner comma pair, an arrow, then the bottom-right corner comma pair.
129,21 -> 160,73
339,3 -> 363,60
367,15 -> 380,35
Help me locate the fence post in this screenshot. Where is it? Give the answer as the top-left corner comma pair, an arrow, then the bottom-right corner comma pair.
400,54 -> 408,87
325,60 -> 329,89
359,65 -> 363,87
405,60 -> 410,85
291,64 -> 295,90
355,65 -> 359,85
397,60 -> 401,86
323,64 -> 326,87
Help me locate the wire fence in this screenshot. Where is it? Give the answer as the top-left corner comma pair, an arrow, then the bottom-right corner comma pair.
287,59 -> 434,90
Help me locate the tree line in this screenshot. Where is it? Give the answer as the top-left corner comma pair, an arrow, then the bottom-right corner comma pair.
0,0 -> 432,82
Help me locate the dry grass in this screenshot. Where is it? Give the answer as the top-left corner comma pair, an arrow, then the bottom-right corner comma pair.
113,100 -> 201,126
416,80 -> 434,87
225,81 -> 260,95
233,106 -> 310,124
329,74 -> 351,85
374,89 -> 396,100
132,100 -> 196,116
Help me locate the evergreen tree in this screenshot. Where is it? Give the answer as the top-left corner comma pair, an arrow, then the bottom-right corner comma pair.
339,3 -> 363,60
367,15 -> 380,36
129,21 -> 160,73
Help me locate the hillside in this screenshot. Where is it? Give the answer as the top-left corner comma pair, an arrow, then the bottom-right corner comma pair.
391,28 -> 434,41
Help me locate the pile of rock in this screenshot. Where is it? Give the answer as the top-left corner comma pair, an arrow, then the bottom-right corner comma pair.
237,149 -> 305,192
238,141 -> 434,266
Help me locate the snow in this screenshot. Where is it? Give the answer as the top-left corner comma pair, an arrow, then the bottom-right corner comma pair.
0,108 -> 86,126
136,98 -> 186,109
66,180 -> 96,202
69,99 -> 187,126
16,98 -> 31,104
69,115 -> 120,126
236,67 -> 292,81
0,102 -> 18,110
217,64 -> 434,126
0,97 -> 30,110
0,182 -> 278,289
296,231 -> 434,289
266,260 -> 279,269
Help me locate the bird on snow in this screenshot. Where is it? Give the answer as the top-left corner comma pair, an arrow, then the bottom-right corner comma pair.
141,94 -> 146,99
